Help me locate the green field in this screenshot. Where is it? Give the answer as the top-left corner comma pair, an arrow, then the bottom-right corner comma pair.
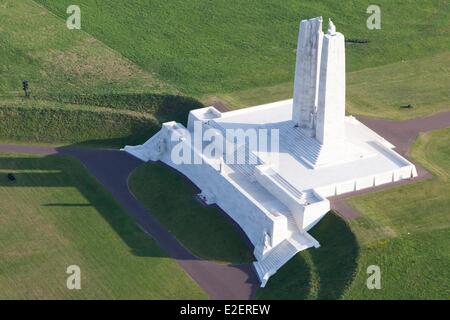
257,128 -> 450,299
35,0 -> 450,119
0,0 -> 448,147
225,52 -> 450,119
0,0 -> 170,98
1,0 -> 449,300
129,162 -> 253,263
346,52 -> 450,120
348,128 -> 450,244
256,212 -> 360,300
35,0 -> 450,97
0,153 -> 206,299
0,102 -> 158,148
0,94 -> 202,147
0,0 -> 198,146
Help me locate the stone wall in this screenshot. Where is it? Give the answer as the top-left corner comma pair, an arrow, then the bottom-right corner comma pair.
162,137 -> 288,252
292,17 -> 323,129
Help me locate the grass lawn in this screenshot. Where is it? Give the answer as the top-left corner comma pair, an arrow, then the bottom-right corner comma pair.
0,101 -> 159,148
0,0 -> 169,98
0,153 -> 206,299
256,213 -> 360,300
0,0 -> 199,147
342,228 -> 449,299
0,1 -> 448,299
34,0 -> 450,119
346,52 -> 450,120
0,94 -> 202,148
129,161 -> 253,264
222,52 -> 450,120
1,1 -> 449,147
36,0 -> 450,97
257,128 -> 450,299
349,128 -> 450,244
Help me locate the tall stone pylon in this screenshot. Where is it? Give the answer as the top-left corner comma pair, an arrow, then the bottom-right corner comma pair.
315,19 -> 346,145
292,17 -> 324,131
292,17 -> 346,147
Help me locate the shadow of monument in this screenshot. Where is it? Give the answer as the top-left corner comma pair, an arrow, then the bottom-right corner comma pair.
46,93 -> 204,126
43,203 -> 93,207
150,160 -> 255,261
255,252 -> 312,300
40,93 -> 205,149
0,155 -> 166,258
308,212 -> 359,300
69,133 -> 157,150
256,212 -> 359,300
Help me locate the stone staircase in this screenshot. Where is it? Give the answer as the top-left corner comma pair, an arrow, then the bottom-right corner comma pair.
253,239 -> 298,287
277,121 -> 361,168
269,171 -> 306,201
122,129 -> 166,162
143,119 -> 322,287
252,185 -> 320,287
253,231 -> 317,287
277,121 -> 323,166
284,210 -> 299,233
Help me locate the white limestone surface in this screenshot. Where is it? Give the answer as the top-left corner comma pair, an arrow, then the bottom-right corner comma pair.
122,99 -> 417,286
122,17 -> 417,287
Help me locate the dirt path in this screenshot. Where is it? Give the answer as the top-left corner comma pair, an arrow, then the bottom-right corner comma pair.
331,111 -> 450,219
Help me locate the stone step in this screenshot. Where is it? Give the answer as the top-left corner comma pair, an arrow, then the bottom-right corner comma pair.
255,240 -> 298,276
122,129 -> 165,162
284,212 -> 298,232
277,122 -> 324,165
253,230 -> 319,287
288,232 -> 313,251
270,172 -> 305,200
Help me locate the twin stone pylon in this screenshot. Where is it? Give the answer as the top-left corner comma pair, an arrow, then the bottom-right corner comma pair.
292,17 -> 346,147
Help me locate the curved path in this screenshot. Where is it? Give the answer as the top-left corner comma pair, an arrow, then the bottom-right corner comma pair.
1,110 -> 449,299
0,144 -> 258,300
331,111 -> 450,219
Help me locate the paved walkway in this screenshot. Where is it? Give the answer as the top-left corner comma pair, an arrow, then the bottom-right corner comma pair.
1,110 -> 449,298
358,111 -> 450,156
0,144 -> 258,300
331,111 -> 450,219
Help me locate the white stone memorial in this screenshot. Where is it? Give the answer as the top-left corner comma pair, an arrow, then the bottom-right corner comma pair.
122,17 -> 417,287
